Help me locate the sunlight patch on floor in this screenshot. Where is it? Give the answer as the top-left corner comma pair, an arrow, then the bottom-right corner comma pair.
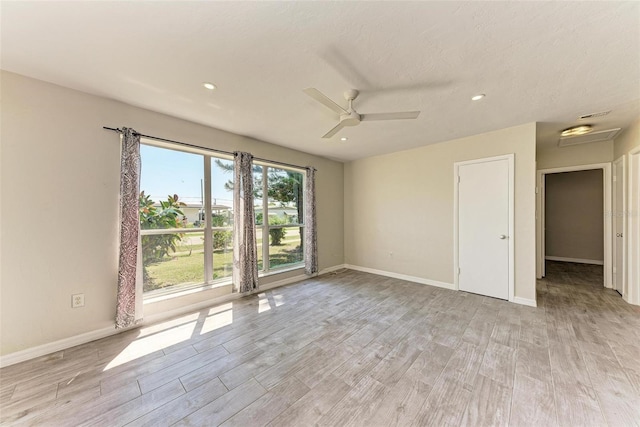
201,303 -> 233,334
138,313 -> 200,338
258,296 -> 272,313
273,294 -> 285,307
103,314 -> 199,371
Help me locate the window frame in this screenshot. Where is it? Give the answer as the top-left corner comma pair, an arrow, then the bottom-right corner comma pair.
254,161 -> 306,274
139,140 -> 235,299
139,140 -> 307,300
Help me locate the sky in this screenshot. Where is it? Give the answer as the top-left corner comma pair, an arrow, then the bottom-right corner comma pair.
140,144 -> 234,207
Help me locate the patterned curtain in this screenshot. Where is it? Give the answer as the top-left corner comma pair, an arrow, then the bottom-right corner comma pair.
115,128 -> 142,329
304,167 -> 318,275
232,152 -> 259,293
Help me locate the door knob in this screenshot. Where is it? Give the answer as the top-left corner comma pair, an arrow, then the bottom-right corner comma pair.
499,235 -> 507,240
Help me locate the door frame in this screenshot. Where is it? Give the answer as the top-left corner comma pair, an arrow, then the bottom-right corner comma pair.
454,154 -> 515,302
626,146 -> 640,305
613,155 -> 626,296
535,162 -> 612,288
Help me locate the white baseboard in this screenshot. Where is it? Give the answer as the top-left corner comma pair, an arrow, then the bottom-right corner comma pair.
253,264 -> 349,291
318,264 -> 348,275
0,268 -> 333,368
0,325 -> 121,368
545,256 -> 604,265
345,264 -> 538,307
344,264 -> 455,290
258,274 -> 308,292
512,296 -> 538,307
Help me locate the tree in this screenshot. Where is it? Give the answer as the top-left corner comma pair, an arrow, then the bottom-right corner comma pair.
214,160 -> 302,206
264,170 -> 304,248
139,192 -> 187,263
214,160 -> 304,247
215,159 -> 262,196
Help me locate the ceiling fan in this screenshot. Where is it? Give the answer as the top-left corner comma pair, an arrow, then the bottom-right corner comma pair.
303,88 -> 421,138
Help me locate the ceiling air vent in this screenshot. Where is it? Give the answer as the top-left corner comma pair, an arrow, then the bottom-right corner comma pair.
578,111 -> 610,120
558,128 -> 621,147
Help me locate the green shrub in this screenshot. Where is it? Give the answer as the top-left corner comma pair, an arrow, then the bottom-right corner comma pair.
268,215 -> 287,246
213,230 -> 232,250
211,212 -> 232,251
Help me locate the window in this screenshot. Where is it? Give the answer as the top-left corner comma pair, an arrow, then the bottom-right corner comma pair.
139,142 -> 305,297
254,164 -> 305,272
139,143 -> 234,295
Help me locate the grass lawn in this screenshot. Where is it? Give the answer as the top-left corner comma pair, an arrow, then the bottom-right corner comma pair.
143,228 -> 303,293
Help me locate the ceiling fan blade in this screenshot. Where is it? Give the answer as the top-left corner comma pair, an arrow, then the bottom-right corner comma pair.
322,121 -> 346,139
304,88 -> 348,115
360,111 -> 421,121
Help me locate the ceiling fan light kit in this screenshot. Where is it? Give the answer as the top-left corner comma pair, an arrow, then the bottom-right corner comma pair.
304,87 -> 421,139
560,124 -> 593,137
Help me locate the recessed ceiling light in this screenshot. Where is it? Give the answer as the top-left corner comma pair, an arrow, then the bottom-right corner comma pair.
471,94 -> 485,101
340,137 -> 348,141
203,82 -> 216,90
561,125 -> 593,137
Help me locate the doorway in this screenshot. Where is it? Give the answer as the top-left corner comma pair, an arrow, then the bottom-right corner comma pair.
454,154 -> 514,301
536,163 -> 612,288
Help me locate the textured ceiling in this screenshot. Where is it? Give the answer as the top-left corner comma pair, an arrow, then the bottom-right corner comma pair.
2,2 -> 639,161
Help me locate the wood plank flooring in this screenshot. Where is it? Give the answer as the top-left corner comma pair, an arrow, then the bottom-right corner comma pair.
1,262 -> 640,426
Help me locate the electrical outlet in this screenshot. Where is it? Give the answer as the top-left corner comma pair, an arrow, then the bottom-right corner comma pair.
72,293 -> 85,308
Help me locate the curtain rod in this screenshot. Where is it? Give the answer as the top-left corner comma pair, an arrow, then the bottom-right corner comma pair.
103,126 -> 311,171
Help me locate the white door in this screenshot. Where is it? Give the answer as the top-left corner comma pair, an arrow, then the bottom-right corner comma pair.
613,157 -> 625,295
628,149 -> 640,305
457,156 -> 512,300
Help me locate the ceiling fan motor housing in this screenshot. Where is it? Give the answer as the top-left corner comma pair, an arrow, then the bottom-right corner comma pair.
340,110 -> 361,126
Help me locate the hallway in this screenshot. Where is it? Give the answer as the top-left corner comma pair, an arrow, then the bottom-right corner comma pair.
536,260 -> 640,425
543,260 -> 604,288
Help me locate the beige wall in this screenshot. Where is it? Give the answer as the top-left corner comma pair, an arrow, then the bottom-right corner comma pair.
614,117 -> 640,159
537,140 -> 613,170
0,71 -> 344,356
545,170 -> 604,261
344,123 -> 537,302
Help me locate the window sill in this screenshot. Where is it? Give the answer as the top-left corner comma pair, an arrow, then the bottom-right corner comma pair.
259,264 -> 304,278
143,280 -> 232,305
143,264 -> 305,305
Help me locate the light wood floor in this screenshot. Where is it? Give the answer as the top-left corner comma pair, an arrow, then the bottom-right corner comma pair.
2,264 -> 640,426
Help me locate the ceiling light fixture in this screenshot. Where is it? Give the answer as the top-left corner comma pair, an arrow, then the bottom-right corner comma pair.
340,137 -> 348,141
203,82 -> 216,90
561,124 -> 593,137
471,94 -> 485,101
